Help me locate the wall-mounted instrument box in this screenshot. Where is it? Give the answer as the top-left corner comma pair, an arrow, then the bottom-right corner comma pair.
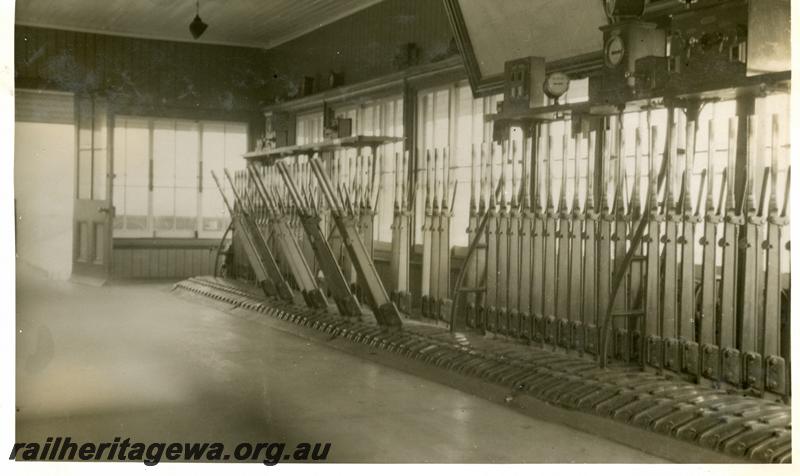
634,55 -> 670,93
301,76 -> 316,97
336,118 -> 353,138
264,111 -> 294,149
589,20 -> 665,103
323,117 -> 352,140
667,0 -> 748,89
588,0 -> 790,104
327,70 -> 345,88
602,21 -> 665,75
502,56 -> 546,113
323,105 -> 353,139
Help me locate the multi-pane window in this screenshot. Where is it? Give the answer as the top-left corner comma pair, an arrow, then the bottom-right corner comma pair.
77,97 -> 108,201
296,112 -> 324,145
113,117 -> 149,233
415,82 -> 502,246
201,122 -> 249,237
541,94 -> 790,267
113,117 -> 248,239
293,98 -> 405,243
334,96 -> 404,242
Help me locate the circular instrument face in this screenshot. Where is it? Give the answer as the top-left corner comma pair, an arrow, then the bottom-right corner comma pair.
604,34 -> 625,67
543,72 -> 570,99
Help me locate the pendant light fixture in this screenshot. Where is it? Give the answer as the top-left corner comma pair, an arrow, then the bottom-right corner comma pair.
189,0 -> 208,39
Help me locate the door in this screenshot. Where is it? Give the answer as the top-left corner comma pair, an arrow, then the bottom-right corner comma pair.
72,96 -> 113,283
15,89 -> 75,279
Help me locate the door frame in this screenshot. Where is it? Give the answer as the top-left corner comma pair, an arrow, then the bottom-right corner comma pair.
71,94 -> 114,283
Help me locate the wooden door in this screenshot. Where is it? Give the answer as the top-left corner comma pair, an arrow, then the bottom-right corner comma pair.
72,96 -> 113,283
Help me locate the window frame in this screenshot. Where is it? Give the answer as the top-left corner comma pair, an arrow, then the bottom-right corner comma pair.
112,115 -> 249,240
413,80 -> 502,246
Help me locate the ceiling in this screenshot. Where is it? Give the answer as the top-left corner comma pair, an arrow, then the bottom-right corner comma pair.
459,0 -> 606,78
15,0 -> 385,49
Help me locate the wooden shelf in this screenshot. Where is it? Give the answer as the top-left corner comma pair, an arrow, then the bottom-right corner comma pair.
243,135 -> 404,162
485,71 -> 790,124
486,102 -> 591,123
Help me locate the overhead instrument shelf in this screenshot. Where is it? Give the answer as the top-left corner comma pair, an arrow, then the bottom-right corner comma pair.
243,135 -> 404,163
486,70 -> 791,124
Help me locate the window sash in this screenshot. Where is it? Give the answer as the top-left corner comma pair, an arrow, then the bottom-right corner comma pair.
414,82 -> 502,246
113,116 -> 246,239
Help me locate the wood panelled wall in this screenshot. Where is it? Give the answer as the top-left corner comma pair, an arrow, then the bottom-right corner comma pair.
15,25 -> 272,113
16,0 -> 456,111
264,0 -> 456,102
15,1 -> 458,280
111,240 -> 222,279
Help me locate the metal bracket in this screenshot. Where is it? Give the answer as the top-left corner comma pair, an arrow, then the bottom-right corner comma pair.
486,306 -> 497,332
558,318 -> 572,349
585,325 -> 598,354
722,347 -> 742,385
544,315 -> 557,344
682,340 -> 699,375
664,337 -> 682,372
743,351 -> 763,390
614,328 -> 629,361
764,355 -> 786,394
519,312 -> 532,340
646,335 -> 662,368
533,314 -> 545,343
466,303 -> 477,328
432,298 -> 443,321
440,298 -> 453,324
701,344 -> 720,380
508,309 -> 520,337
476,304 -> 487,331
571,321 -> 583,351
421,295 -> 431,318
497,307 -> 509,335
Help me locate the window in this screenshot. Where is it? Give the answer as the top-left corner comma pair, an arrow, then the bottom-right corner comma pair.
113,117 -> 149,233
113,117 -> 248,238
77,97 -> 108,201
293,98 -> 405,244
582,94 -> 789,267
757,93 -> 791,268
201,122 -> 248,237
334,96 -> 404,242
415,82 -> 502,246
296,112 -> 324,145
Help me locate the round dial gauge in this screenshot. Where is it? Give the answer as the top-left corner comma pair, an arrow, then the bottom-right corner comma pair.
543,72 -> 570,99
604,34 -> 625,67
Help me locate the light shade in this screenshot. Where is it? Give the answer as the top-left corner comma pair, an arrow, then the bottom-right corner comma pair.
189,14 -> 208,39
